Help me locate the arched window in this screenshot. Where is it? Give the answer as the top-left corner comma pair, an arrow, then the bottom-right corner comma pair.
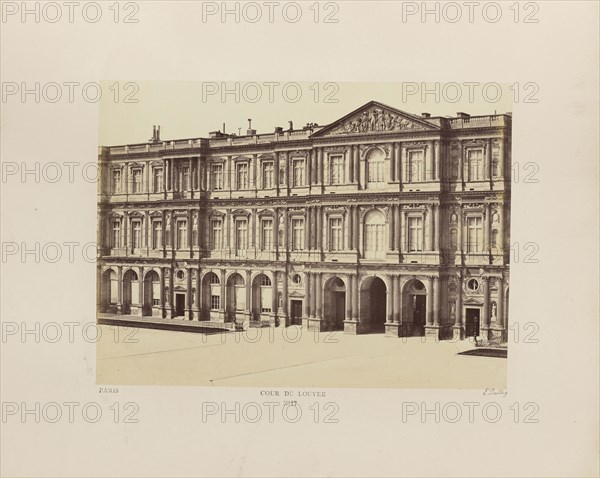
367,149 -> 385,186
364,210 -> 386,259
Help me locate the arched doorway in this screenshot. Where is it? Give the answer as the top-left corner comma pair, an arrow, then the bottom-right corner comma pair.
122,269 -> 138,315
360,276 -> 386,333
226,273 -> 246,322
143,270 -> 161,316
101,269 -> 118,312
252,274 -> 272,322
324,277 -> 346,331
402,279 -> 427,336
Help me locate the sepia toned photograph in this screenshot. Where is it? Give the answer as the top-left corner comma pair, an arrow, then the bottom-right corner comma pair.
96,86 -> 511,388
2,2 -> 598,477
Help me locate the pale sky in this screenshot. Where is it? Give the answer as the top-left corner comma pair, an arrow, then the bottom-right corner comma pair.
99,81 -> 513,146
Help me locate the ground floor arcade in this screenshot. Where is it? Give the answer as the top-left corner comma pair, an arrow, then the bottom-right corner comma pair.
98,263 -> 509,341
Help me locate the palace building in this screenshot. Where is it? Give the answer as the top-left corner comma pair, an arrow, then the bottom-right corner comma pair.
97,101 -> 511,341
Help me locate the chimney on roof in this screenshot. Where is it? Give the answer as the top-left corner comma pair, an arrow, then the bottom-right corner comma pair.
149,125 -> 161,143
456,112 -> 470,118
421,113 -> 431,118
288,120 -> 294,131
274,126 -> 283,133
246,118 -> 256,135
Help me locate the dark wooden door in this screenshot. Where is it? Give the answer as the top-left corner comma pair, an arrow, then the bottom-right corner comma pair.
175,294 -> 185,317
290,300 -> 302,325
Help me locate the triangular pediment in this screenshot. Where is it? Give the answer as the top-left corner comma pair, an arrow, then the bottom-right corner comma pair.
311,101 -> 439,137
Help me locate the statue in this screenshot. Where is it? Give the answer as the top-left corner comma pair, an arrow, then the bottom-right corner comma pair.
450,303 -> 456,318
492,302 -> 497,318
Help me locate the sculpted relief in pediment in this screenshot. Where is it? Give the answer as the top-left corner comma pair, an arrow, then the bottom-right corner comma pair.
330,107 -> 424,135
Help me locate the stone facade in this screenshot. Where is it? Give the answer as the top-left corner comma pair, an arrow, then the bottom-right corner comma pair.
97,101 -> 511,341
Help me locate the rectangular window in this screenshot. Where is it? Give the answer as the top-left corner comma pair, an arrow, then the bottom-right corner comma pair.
181,166 -> 190,191
365,224 -> 384,256
292,219 -> 304,251
132,168 -> 142,193
262,162 -> 274,188
330,155 -> 344,184
468,149 -> 483,181
177,220 -> 187,249
210,295 -> 220,310
152,281 -> 160,305
236,219 -> 248,250
132,221 -> 141,249
261,219 -> 273,250
329,217 -> 343,251
211,219 -> 222,250
293,159 -> 305,187
153,168 -> 163,193
211,164 -> 223,190
152,221 -> 162,249
112,170 -> 121,194
111,221 -> 120,248
467,216 -> 482,253
237,163 -> 248,190
408,151 -> 424,182
260,286 -> 272,313
408,217 -> 423,252
367,158 -> 385,183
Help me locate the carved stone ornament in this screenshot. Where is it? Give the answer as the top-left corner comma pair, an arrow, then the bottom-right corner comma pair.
330,107 -> 424,134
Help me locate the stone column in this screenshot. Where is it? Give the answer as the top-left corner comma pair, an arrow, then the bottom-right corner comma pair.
481,277 -> 490,339
354,145 -> 360,186
388,205 -> 395,250
348,146 -> 354,183
186,268 -> 192,320
496,278 -> 504,329
452,276 -> 464,340
245,270 -> 252,319
271,272 -> 278,325
309,273 -> 316,320
426,276 -> 433,326
427,205 -> 434,251
168,268 -> 174,318
315,273 -> 322,320
386,278 -> 393,324
395,204 -> 401,252
351,274 -> 358,321
484,204 -> 491,257
345,275 -> 352,321
396,276 -> 403,325
116,265 -> 123,313
392,276 -> 399,322
433,277 -> 439,326
390,142 -> 396,182
429,140 -> 435,181
316,148 -> 322,184
196,269 -> 202,321
354,206 -> 360,255
305,206 -> 311,251
303,272 -> 311,320
160,267 -> 166,318
316,207 -> 323,256
281,268 -> 288,325
220,269 -> 226,319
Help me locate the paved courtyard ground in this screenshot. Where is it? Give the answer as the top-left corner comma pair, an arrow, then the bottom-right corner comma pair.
96,324 -> 507,388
